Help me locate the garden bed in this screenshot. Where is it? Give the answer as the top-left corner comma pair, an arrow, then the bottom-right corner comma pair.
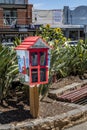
0,75 -> 85,125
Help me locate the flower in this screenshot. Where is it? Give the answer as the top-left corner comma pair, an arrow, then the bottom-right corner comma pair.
45,24 -> 50,28
54,28 -> 61,33
62,37 -> 66,42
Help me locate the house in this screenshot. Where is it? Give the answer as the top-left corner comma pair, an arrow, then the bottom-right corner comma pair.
0,0 -> 35,43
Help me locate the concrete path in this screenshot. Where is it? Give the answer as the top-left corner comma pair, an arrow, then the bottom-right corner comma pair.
65,121 -> 87,130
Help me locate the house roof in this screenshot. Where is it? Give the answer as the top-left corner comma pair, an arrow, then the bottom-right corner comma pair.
15,36 -> 50,50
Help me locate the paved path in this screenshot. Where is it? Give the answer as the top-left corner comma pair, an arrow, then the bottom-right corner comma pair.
65,121 -> 87,130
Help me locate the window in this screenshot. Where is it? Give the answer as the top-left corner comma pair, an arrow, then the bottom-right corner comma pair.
0,0 -> 3,3
31,52 -> 38,66
30,49 -> 48,85
40,52 -> 46,66
10,0 -> 14,4
0,0 -> 14,4
15,0 -> 25,4
5,0 -> 9,3
31,69 -> 38,82
0,0 -> 26,4
40,68 -> 46,82
3,9 -> 17,26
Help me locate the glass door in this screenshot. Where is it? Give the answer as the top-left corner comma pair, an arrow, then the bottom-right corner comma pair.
40,51 -> 47,82
30,52 -> 38,84
30,49 -> 48,85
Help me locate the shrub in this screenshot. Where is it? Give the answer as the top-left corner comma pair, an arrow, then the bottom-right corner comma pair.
0,43 -> 18,103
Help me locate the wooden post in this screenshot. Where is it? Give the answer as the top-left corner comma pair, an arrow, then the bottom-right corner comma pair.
29,85 -> 39,118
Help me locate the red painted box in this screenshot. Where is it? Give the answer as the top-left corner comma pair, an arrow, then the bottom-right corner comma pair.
15,36 -> 51,86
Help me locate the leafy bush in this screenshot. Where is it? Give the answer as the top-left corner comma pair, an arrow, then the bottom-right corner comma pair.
38,24 -> 67,46
0,43 -> 18,103
51,41 -> 87,78
37,25 -> 67,99
38,25 -> 87,77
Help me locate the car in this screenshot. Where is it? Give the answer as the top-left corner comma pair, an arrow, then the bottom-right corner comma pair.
64,40 -> 78,46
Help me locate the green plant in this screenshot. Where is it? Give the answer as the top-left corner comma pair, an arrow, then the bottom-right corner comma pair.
38,24 -> 67,47
37,25 -> 87,99
37,25 -> 68,99
51,41 -> 87,78
13,37 -> 21,47
0,43 -> 18,103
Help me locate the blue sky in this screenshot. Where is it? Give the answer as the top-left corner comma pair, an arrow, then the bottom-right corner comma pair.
29,0 -> 87,10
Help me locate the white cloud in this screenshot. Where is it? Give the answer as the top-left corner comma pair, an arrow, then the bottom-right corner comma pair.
33,3 -> 44,9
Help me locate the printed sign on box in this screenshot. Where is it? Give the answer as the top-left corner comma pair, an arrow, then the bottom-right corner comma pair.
16,50 -> 29,83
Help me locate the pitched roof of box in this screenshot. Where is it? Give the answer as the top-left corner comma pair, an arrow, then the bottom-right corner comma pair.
15,36 -> 50,50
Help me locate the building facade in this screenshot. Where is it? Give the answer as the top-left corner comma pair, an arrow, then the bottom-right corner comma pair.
62,6 -> 87,40
1,3 -> 87,42
32,9 -> 63,27
0,0 -> 34,43
32,6 -> 87,40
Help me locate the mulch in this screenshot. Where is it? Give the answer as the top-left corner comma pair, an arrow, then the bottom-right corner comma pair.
0,75 -> 84,125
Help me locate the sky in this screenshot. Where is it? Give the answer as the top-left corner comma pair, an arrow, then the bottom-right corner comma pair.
29,0 -> 87,10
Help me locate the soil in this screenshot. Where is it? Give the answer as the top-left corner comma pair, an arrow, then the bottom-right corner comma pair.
0,75 -> 84,125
